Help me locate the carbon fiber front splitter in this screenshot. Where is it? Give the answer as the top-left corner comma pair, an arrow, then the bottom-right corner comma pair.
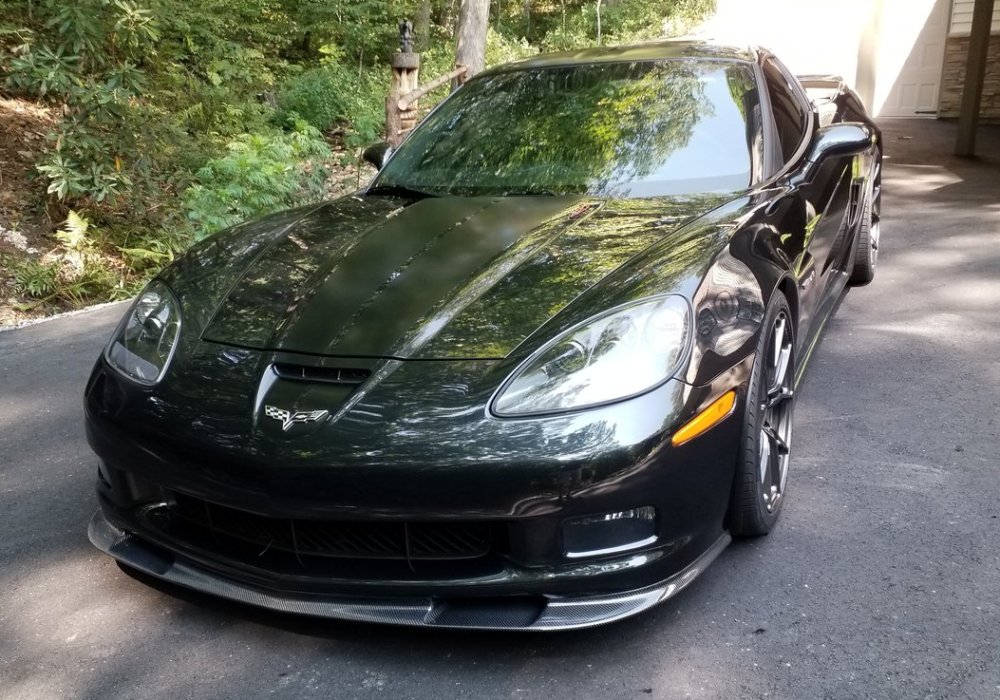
88,510 -> 730,631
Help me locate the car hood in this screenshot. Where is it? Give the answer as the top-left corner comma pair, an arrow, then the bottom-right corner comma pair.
166,193 -> 731,360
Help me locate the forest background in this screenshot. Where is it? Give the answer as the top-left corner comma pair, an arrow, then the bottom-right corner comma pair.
0,0 -> 714,324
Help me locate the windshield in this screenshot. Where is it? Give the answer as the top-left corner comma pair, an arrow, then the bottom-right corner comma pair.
373,59 -> 762,198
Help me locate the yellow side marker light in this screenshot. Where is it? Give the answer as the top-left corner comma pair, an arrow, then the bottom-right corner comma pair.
671,390 -> 737,447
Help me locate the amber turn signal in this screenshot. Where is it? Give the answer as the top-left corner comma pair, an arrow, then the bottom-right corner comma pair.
671,390 -> 737,447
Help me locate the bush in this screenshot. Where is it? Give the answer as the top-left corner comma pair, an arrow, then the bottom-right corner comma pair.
277,61 -> 384,149
485,28 -> 537,66
277,63 -> 356,134
182,120 -> 332,239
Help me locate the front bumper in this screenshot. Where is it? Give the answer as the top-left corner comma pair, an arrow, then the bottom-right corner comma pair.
90,509 -> 729,630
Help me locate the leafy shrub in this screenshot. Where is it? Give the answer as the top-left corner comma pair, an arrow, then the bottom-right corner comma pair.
4,39 -> 79,99
342,68 -> 386,149
276,61 -> 384,148
485,28 -> 537,67
5,0 -> 159,207
183,121 -> 332,239
277,62 -> 356,134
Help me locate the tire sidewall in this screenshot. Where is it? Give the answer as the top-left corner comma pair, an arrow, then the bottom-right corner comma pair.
729,290 -> 794,536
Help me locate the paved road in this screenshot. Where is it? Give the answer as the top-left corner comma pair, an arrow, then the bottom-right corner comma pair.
2,120 -> 999,700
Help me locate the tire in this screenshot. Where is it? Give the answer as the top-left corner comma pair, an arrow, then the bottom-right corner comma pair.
850,157 -> 881,286
728,292 -> 795,537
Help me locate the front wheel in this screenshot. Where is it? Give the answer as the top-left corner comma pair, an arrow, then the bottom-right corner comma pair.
729,292 -> 795,537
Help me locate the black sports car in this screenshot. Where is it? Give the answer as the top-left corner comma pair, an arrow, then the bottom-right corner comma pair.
86,41 -> 881,630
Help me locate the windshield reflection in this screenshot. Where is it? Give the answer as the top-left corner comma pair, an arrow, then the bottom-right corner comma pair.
375,59 -> 761,198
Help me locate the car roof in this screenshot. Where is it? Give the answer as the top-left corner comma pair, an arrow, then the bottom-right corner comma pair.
482,39 -> 757,75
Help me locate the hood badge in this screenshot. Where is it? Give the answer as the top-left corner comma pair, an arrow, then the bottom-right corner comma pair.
264,405 -> 330,432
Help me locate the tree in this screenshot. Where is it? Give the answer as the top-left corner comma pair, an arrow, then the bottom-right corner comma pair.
414,0 -> 432,51
454,0 -> 489,85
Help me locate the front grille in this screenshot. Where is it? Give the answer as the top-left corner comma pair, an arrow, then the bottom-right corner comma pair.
162,492 -> 494,562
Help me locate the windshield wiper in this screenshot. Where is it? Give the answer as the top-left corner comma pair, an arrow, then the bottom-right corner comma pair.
499,188 -> 568,197
366,183 -> 439,199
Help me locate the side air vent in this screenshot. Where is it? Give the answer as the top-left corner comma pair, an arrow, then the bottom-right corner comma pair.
847,181 -> 863,228
273,363 -> 371,385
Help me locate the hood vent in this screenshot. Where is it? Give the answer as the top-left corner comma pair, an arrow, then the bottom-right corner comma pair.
272,363 -> 372,385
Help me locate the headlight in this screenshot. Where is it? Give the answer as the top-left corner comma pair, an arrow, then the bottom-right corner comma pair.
105,280 -> 181,385
492,295 -> 691,416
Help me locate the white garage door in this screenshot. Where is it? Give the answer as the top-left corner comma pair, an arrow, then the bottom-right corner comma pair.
877,0 -> 950,117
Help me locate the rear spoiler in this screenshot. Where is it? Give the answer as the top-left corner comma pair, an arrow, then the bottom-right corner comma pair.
796,74 -> 847,91
796,74 -> 848,123
796,74 -> 847,103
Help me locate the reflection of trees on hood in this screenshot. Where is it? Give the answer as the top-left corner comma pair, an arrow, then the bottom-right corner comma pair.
424,194 -> 739,359
384,60 -> 759,197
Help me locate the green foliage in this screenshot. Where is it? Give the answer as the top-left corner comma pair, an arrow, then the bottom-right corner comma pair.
0,0 -> 720,314
55,209 -> 92,253
277,62 -> 356,133
183,121 -> 331,238
116,224 -> 191,271
4,0 -> 159,207
277,57 -> 385,148
12,259 -> 60,298
534,0 -> 717,51
285,0 -> 409,66
485,28 -> 537,67
4,40 -> 79,98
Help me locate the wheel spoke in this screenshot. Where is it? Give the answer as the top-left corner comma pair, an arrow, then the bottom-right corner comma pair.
766,317 -> 791,396
770,318 -> 785,370
758,428 -> 771,484
762,424 -> 789,455
765,386 -> 793,410
752,308 -> 796,517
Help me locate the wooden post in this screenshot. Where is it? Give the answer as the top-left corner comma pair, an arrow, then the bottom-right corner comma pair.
398,66 -> 469,112
386,20 -> 420,147
955,0 -> 996,157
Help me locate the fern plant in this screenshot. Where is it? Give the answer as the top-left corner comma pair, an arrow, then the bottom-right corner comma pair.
55,210 -> 92,254
12,260 -> 60,299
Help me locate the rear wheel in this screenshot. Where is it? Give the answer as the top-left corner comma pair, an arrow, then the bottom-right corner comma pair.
729,292 -> 795,537
850,156 -> 881,285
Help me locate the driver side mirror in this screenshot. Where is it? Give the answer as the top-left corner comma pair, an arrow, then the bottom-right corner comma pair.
362,142 -> 393,170
794,123 -> 876,185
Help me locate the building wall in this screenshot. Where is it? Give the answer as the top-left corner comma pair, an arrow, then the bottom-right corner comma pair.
697,0 -> 871,87
696,0 -> 944,116
948,0 -> 1000,34
937,0 -> 1000,118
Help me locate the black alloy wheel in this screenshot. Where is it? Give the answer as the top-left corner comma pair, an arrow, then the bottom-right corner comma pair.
729,292 -> 795,537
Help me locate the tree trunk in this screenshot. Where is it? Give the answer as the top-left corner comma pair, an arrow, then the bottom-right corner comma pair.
595,0 -> 602,46
415,0 -> 432,51
454,0 -> 490,88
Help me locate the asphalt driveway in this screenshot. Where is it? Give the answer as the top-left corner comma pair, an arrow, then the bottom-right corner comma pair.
1,119 -> 998,700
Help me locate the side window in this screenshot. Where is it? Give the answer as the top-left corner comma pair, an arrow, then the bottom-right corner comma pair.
762,58 -> 808,164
